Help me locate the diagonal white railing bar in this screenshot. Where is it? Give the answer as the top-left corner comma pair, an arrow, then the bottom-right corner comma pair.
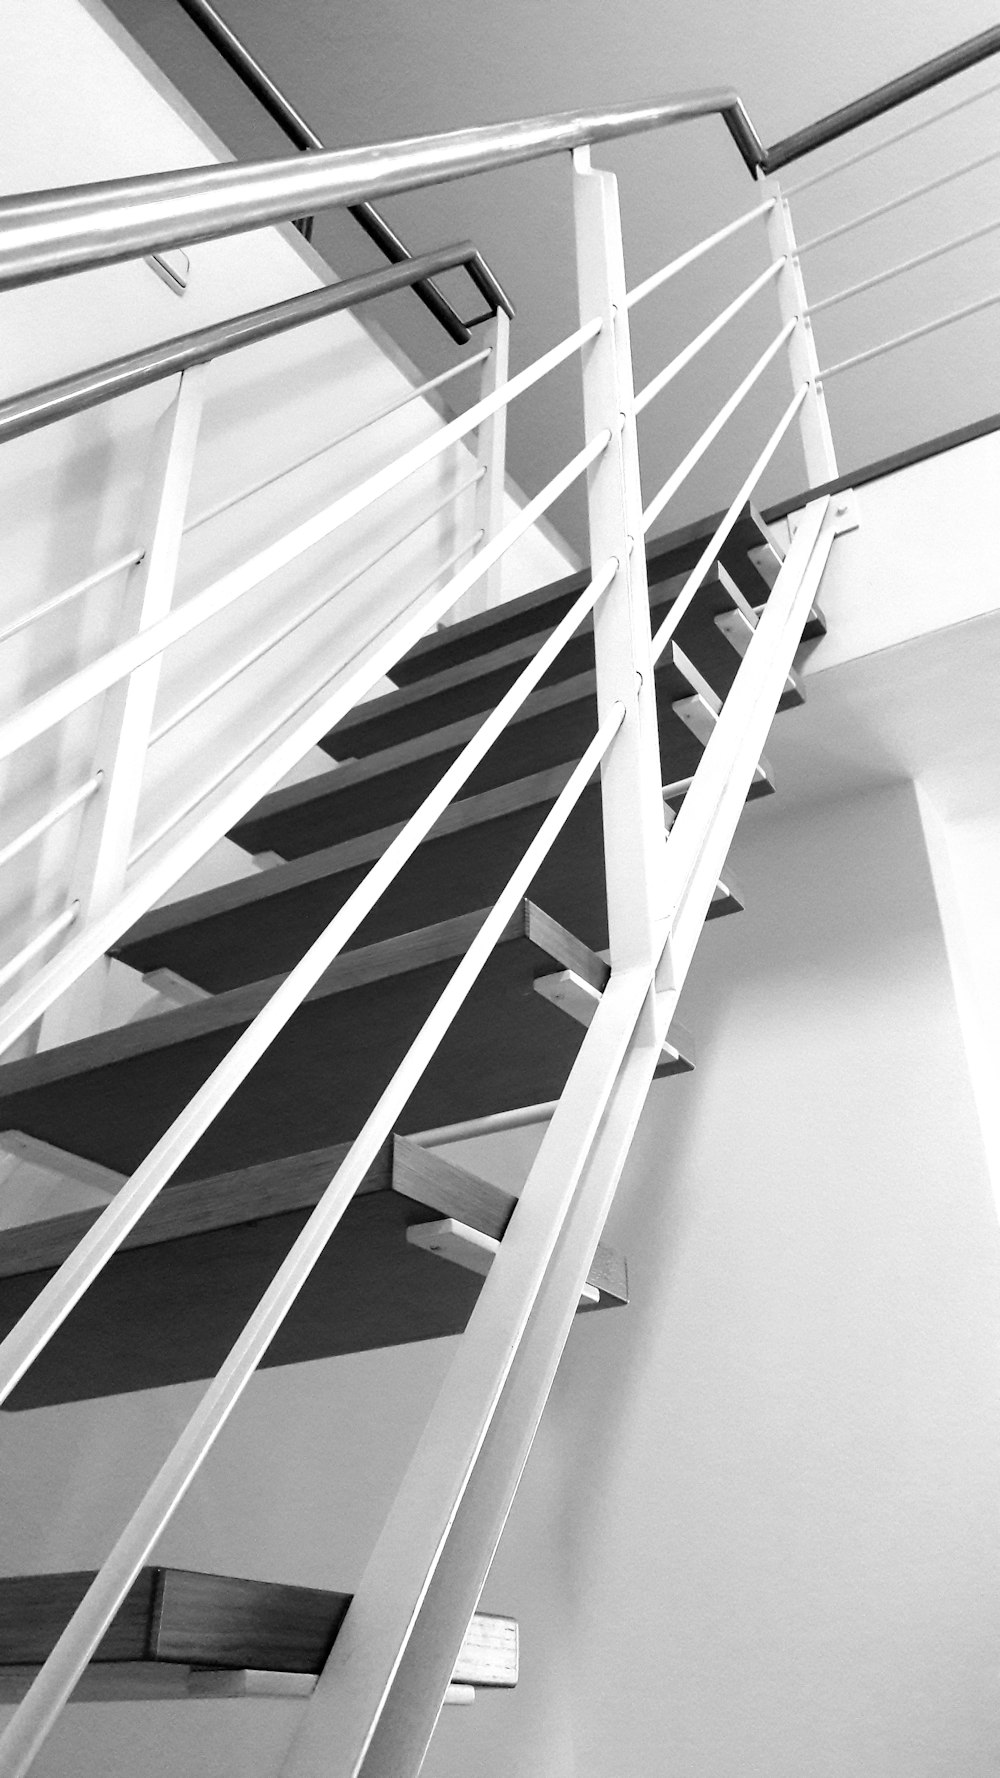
184,352 -> 491,536
807,215 -> 1000,314
0,776 -> 102,874
150,473 -> 485,747
0,315 -> 601,769
641,319 -> 795,534
797,147 -> 1000,251
0,546 -> 617,1402
820,287 -> 1000,378
0,904 -> 79,994
283,502 -> 837,1778
624,197 -> 776,309
633,258 -> 785,416
784,76 -> 1000,195
0,551 -> 143,650
650,383 -> 807,665
0,431 -> 608,1060
130,529 -> 486,865
0,706 -> 623,1778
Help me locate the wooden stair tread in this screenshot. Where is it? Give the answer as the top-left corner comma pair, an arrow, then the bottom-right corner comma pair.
229,644 -> 770,860
0,1568 -> 517,1686
323,559 -> 802,764
114,765 -> 742,995
0,1137 -> 626,1408
390,505 -> 785,686
0,902 -> 613,1188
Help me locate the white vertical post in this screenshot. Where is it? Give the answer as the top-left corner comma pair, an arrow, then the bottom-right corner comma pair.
472,310 -> 510,612
38,365 -> 207,1049
761,175 -> 840,487
572,145 -> 667,974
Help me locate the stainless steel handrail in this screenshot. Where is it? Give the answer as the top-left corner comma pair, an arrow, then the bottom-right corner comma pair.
763,24 -> 1000,171
0,90 -> 764,291
175,0 -> 480,343
0,243 -> 510,444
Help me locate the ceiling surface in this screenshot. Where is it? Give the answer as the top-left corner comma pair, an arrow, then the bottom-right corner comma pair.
100,0 -> 1000,555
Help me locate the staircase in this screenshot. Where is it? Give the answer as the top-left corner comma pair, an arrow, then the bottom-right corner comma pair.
1,15 -> 997,1778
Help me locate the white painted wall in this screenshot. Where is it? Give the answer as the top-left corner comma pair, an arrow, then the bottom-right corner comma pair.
0,0 -> 576,1010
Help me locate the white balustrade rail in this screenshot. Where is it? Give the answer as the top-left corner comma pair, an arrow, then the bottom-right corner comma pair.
0,86 -> 850,1778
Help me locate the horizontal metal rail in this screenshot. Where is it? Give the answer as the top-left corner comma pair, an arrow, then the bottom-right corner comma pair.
820,288 -> 1000,379
806,216 -> 1000,315
783,75 -> 1000,195
410,1103 -> 558,1146
0,92 -> 764,292
153,473 -> 484,747
764,24 -> 1000,170
0,776 -> 102,874
0,427 -> 609,1061
0,314 -> 600,767
131,529 -> 486,865
642,319 -> 795,534
184,352 -> 491,536
0,704 -> 622,1778
633,258 -> 785,416
175,0 -> 492,343
0,552 -> 142,649
798,148 -> 1000,252
624,198 -> 776,309
0,904 -> 78,994
650,382 -> 808,665
0,247 -> 506,447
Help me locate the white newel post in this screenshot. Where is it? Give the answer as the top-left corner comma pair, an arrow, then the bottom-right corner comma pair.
762,176 -> 840,487
571,146 -> 667,975
38,364 -> 207,1050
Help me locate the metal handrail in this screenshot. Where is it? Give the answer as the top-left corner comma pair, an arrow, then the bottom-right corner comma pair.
0,245 -> 508,446
783,75 -> 1000,196
175,0 -> 481,344
0,91 -> 764,292
763,24 -> 1000,170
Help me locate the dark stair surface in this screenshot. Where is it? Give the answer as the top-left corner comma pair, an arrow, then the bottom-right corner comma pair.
0,1136 -> 626,1409
0,504 -> 816,1409
0,1566 -> 516,1684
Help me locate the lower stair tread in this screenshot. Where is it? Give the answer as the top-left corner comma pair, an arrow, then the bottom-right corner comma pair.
0,1136 -> 627,1408
0,901 -> 606,1187
0,1568 -> 518,1688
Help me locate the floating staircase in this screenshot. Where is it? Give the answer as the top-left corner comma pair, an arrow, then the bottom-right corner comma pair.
0,505 -> 819,1414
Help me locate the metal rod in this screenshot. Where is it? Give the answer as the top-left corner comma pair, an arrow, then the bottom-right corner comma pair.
183,353 -> 491,536
409,1104 -> 558,1146
819,287 -> 1000,379
0,91 -> 765,293
764,24 -> 1000,170
797,148 -> 1000,252
0,552 -> 142,648
131,529 -> 487,864
783,76 -> 1000,195
650,382 -> 808,664
175,0 -> 484,345
642,320 -> 795,534
0,313 -> 601,768
0,246 -> 502,447
0,905 -> 78,994
0,424 -> 608,1063
634,258 -> 785,415
0,706 -> 622,1778
154,473 -> 485,746
807,216 -> 1000,315
0,778 -> 102,874
625,198 -> 776,309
